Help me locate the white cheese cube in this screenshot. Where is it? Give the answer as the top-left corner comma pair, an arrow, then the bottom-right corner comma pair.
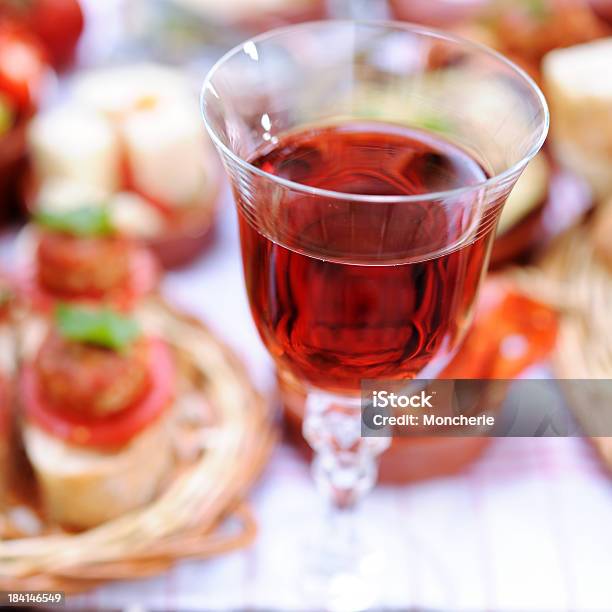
121,100 -> 210,208
28,105 -> 121,194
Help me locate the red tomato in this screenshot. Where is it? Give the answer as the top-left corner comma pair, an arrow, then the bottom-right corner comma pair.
21,337 -> 175,448
37,231 -> 131,297
0,18 -> 48,113
1,0 -> 83,70
18,245 -> 159,313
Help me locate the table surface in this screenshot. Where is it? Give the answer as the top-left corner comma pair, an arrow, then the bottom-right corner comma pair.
4,197 -> 601,612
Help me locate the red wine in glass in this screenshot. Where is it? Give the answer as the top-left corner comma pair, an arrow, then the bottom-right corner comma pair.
237,122 -> 504,392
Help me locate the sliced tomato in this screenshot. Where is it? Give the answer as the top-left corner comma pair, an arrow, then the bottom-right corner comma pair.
18,244 -> 159,313
21,337 -> 175,448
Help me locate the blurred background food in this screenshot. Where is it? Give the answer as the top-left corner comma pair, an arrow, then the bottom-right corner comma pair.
543,38 -> 612,201
0,0 -> 611,607
0,0 -> 84,70
15,206 -> 159,313
26,63 -> 222,267
124,0 -> 328,57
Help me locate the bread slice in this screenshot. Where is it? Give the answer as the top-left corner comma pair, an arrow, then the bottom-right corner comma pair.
23,411 -> 174,529
543,38 -> 612,201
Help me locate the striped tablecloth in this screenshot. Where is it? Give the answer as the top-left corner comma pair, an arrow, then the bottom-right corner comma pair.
66,436 -> 612,611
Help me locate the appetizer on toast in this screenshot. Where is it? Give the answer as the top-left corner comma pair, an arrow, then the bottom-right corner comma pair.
20,304 -> 175,529
18,206 -> 158,311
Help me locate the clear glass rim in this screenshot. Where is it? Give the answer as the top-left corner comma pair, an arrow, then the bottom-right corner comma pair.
201,19 -> 550,204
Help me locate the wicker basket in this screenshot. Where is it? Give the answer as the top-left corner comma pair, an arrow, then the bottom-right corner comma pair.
515,221 -> 612,459
0,297 -> 275,592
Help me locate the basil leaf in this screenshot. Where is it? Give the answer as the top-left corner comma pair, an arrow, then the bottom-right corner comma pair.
55,304 -> 141,351
35,206 -> 114,237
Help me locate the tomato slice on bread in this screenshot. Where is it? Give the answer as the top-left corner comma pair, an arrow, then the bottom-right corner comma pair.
19,245 -> 158,313
21,337 -> 175,447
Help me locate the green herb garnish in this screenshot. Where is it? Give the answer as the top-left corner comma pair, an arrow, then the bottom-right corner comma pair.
35,206 -> 114,238
416,115 -> 454,135
55,304 -> 141,351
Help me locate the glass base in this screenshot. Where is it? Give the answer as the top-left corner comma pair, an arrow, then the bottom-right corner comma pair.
299,509 -> 387,612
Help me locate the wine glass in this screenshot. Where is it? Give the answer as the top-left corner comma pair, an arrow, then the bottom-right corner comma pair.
202,20 -> 548,609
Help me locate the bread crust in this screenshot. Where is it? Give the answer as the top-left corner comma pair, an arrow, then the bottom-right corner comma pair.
23,410 -> 174,529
